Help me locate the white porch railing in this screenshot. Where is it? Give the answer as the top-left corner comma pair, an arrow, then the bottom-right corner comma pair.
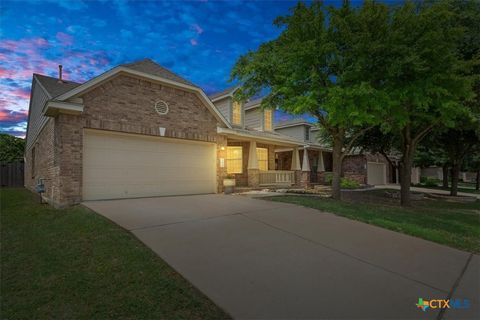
259,170 -> 295,186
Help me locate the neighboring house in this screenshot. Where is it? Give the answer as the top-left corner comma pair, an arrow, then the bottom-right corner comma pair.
421,166 -> 477,183
271,113 -> 393,185
274,119 -> 333,184
25,59 -> 311,207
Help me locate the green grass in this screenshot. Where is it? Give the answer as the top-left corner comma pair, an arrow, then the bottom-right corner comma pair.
1,188 -> 229,320
264,191 -> 480,254
415,183 -> 480,194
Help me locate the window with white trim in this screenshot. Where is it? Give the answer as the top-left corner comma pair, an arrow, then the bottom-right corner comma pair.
256,147 -> 268,171
264,109 -> 273,131
226,146 -> 243,174
305,127 -> 310,141
232,101 -> 242,125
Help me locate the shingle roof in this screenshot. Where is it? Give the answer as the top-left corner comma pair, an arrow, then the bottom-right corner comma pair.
244,97 -> 263,110
121,58 -> 196,87
34,74 -> 82,98
275,119 -> 314,129
208,85 -> 239,100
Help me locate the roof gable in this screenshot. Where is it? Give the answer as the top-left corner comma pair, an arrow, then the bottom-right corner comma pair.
34,74 -> 82,98
121,59 -> 196,87
43,58 -> 231,128
208,85 -> 240,101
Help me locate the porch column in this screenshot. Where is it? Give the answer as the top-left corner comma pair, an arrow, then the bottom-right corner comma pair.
317,151 -> 325,172
291,147 -> 301,171
291,147 -> 302,187
248,141 -> 259,188
301,147 -> 310,187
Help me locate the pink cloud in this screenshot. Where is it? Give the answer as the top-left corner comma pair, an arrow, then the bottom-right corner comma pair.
192,23 -> 203,35
0,107 -> 28,122
10,88 -> 31,100
190,38 -> 198,46
56,32 -> 74,46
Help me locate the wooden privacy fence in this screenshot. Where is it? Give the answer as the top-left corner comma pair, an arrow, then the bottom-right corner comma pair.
1,161 -> 24,187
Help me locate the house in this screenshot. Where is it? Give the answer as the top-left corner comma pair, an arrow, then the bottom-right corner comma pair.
25,59 -> 313,207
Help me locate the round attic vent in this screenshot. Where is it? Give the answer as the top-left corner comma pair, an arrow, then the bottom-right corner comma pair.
154,100 -> 169,115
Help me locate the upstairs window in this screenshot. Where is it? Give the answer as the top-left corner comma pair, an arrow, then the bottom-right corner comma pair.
305,127 -> 310,141
256,148 -> 268,171
226,146 -> 243,174
264,109 -> 273,131
232,101 -> 242,125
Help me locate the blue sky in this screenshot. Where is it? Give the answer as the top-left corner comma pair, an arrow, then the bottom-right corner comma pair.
0,0 -> 370,137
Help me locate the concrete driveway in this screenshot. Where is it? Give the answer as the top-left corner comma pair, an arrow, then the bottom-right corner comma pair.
84,195 -> 479,319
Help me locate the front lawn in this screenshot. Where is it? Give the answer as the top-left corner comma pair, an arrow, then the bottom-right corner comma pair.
415,183 -> 480,194
1,188 -> 229,319
265,189 -> 480,253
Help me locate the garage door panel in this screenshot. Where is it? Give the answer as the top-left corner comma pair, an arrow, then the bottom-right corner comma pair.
83,130 -> 216,200
367,162 -> 386,185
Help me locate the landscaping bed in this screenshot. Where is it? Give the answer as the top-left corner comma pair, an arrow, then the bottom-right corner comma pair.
1,188 -> 229,319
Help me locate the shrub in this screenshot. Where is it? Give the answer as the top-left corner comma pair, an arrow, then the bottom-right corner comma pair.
340,177 -> 360,189
424,178 -> 438,187
323,172 -> 333,185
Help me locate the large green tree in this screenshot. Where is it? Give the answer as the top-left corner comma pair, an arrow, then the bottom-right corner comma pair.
231,1 -> 390,199
374,0 -> 474,205
0,133 -> 25,162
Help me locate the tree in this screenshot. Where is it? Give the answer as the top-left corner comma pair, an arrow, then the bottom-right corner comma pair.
354,126 -> 400,182
463,149 -> 480,191
231,1 -> 390,199
381,0 -> 474,205
0,133 -> 25,162
414,132 -> 450,188
440,128 -> 480,196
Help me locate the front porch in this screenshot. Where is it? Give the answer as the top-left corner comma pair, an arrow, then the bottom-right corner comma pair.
218,127 -> 334,189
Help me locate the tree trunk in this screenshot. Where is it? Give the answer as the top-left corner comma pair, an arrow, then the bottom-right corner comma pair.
400,158 -> 413,206
442,164 -> 449,189
476,170 -> 479,191
331,139 -> 343,200
450,163 -> 460,196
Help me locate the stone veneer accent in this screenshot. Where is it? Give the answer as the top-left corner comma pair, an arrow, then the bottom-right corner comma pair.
25,74 -> 227,207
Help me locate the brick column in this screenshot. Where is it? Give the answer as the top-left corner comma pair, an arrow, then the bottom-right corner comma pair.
294,170 -> 303,187
301,147 -> 310,187
248,169 -> 260,188
217,136 -> 228,193
300,172 -> 310,187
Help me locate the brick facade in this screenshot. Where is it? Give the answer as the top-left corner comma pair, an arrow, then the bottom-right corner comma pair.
24,119 -> 61,205
343,153 -> 391,184
25,74 -> 227,207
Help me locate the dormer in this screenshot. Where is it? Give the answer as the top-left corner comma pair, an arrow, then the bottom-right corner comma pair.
274,119 -> 314,142
244,98 -> 274,132
209,86 -> 244,128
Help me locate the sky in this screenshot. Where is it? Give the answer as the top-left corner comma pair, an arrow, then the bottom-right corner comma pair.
0,0 -> 360,138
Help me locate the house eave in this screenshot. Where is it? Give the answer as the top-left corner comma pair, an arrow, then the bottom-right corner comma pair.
217,127 -> 304,147
43,100 -> 84,117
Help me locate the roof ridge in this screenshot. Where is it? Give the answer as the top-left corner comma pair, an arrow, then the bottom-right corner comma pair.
121,58 -> 197,87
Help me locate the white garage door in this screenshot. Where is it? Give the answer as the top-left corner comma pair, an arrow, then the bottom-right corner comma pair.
83,130 -> 216,200
367,162 -> 386,185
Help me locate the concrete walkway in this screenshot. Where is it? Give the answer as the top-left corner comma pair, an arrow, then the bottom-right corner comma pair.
84,195 -> 479,319
375,184 -> 480,199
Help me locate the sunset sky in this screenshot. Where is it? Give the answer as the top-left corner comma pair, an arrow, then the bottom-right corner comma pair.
0,0 -> 371,138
